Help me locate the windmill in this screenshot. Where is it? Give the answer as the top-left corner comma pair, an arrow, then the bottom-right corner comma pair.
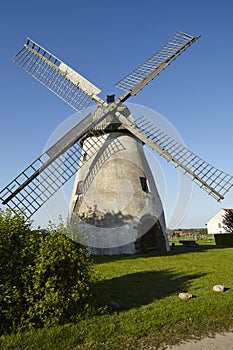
1,30 -> 233,255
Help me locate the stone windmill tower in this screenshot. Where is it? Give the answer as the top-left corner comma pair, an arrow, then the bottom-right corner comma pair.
1,30 -> 233,254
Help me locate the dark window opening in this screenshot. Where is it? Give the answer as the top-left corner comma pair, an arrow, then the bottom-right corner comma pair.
140,177 -> 149,193
76,181 -> 84,195
83,152 -> 87,162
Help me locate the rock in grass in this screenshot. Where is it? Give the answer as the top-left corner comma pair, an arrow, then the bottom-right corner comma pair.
110,300 -> 121,310
179,292 -> 193,300
213,285 -> 225,292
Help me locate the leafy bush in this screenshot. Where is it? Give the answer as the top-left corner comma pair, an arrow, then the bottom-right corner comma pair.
0,209 -> 40,334
0,209 -> 93,334
222,210 -> 233,233
23,229 -> 93,328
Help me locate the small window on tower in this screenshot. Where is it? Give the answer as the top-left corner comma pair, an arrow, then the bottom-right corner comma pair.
76,181 -> 84,195
83,152 -> 87,162
140,177 -> 149,193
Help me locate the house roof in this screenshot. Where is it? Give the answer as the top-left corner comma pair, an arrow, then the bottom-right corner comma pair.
206,208 -> 233,225
223,208 -> 233,213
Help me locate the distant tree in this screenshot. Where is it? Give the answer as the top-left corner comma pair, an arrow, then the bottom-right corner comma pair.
222,210 -> 233,233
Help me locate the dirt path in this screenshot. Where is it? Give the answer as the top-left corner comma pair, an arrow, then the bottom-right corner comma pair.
165,332 -> 233,349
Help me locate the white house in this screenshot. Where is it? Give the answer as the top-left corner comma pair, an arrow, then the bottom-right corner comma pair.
207,209 -> 233,234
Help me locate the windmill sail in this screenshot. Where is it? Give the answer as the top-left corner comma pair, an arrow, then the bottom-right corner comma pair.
0,101 -> 128,218
117,113 -> 233,201
12,38 -> 105,111
115,30 -> 200,102
0,112 -> 109,219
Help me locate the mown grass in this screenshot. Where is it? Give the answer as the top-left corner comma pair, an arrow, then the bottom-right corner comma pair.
1,244 -> 233,349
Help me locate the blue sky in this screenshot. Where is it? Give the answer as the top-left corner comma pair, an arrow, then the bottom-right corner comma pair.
0,0 -> 233,229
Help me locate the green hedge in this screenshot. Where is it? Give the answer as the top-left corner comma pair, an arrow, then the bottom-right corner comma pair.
214,233 -> 233,246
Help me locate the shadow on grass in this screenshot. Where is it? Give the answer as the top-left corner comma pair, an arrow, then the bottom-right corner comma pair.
93,244 -> 231,265
95,269 -> 205,311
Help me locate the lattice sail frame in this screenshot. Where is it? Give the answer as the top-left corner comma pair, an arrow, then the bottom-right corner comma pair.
116,113 -> 233,201
0,129 -> 107,219
115,30 -> 200,97
0,102 -> 124,219
12,38 -> 105,111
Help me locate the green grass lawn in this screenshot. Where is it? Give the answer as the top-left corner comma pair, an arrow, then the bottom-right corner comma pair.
1,244 -> 233,350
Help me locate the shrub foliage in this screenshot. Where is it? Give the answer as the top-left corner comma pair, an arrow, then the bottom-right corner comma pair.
222,210 -> 233,233
0,209 -> 93,335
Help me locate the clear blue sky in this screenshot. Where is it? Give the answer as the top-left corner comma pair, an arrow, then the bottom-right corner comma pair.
0,0 -> 233,229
